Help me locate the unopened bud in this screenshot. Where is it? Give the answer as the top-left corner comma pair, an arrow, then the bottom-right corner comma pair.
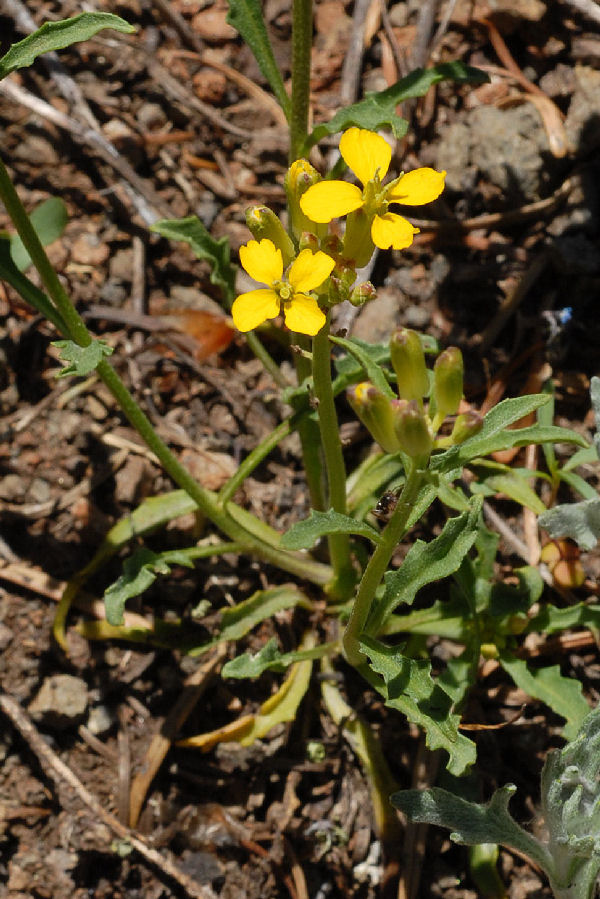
298,231 -> 320,253
347,382 -> 400,454
246,206 -> 295,267
389,328 -> 429,401
450,410 -> 483,444
349,281 -> 377,307
432,347 -> 464,422
285,159 -> 327,240
393,399 -> 433,459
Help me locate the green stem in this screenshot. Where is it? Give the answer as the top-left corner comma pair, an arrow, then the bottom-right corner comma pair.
293,332 -> 326,511
219,414 -> 296,505
343,461 -> 426,666
312,320 -> 355,598
0,156 -> 331,590
290,0 -> 313,161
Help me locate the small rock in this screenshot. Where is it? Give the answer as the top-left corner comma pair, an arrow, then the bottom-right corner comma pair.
109,248 -> 134,282
0,622 -> 13,650
87,703 -> 115,736
13,135 -> 59,166
70,232 -> 110,267
28,674 -> 88,730
27,477 -> 51,504
0,473 -> 25,502
191,4 -> 237,42
136,102 -> 167,130
565,65 -> 600,156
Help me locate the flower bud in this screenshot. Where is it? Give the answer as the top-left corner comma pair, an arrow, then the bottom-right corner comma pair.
432,347 -> 464,422
392,399 -> 433,459
347,382 -> 400,454
389,328 -> 429,401
245,206 -> 295,267
342,207 -> 375,268
298,231 -> 320,253
450,410 -> 483,444
349,281 -> 377,307
285,159 -> 327,240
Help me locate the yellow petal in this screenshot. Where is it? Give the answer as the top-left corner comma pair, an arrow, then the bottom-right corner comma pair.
231,288 -> 280,332
288,249 -> 335,293
386,168 -> 446,206
339,127 -> 392,185
300,181 -> 363,223
284,294 -> 326,336
239,238 -> 283,285
371,213 -> 419,250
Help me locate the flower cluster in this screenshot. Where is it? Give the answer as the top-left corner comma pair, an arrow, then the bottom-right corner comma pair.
231,127 -> 446,337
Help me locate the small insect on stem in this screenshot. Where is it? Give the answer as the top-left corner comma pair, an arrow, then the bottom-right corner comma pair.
373,488 -> 401,522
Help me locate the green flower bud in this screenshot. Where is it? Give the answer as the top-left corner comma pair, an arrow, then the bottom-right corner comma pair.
342,207 -> 375,268
347,382 -> 400,454
389,328 -> 429,401
432,347 -> 464,424
349,281 -> 377,307
392,399 -> 433,459
450,409 -> 483,444
245,206 -> 295,267
285,159 -> 327,240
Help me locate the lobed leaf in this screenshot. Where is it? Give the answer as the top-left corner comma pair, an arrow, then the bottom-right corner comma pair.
0,13 -> 135,80
104,547 -> 195,625
52,339 -> 113,377
361,636 -> 477,775
223,638 -> 336,678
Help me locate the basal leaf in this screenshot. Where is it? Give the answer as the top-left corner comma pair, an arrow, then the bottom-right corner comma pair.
0,13 -> 135,80
539,498 -> 600,551
188,585 -> 311,656
104,547 -> 195,625
280,509 -> 382,550
151,216 -> 236,303
370,500 -> 481,632
361,636 -> 477,775
10,197 -> 68,271
52,338 -> 113,377
303,62 -> 489,153
223,637 -> 335,678
226,0 -> 290,118
498,652 -> 590,741
390,785 -> 551,872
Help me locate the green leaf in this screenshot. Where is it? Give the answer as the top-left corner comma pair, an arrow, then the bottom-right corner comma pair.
562,445 -> 599,472
370,500 -> 482,631
498,652 -> 590,740
188,585 -> 311,657
0,13 -> 135,80
0,237 -> 67,333
280,508 -> 382,550
539,498 -> 600,551
470,469 -> 546,514
528,602 -> 600,635
558,469 -> 599,501
330,335 -> 395,398
390,784 -> 551,872
591,376 -> 600,459
8,198 -> 68,271
303,62 -> 489,153
382,597 -> 469,641
226,0 -> 290,119
222,637 -> 336,678
361,636 -> 477,776
151,216 -> 236,304
52,339 -> 113,377
104,547 -> 195,625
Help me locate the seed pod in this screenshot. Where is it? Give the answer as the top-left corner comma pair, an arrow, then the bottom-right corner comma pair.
450,410 -> 483,444
393,399 -> 434,459
347,382 -> 401,454
433,346 -> 464,421
390,328 -> 429,401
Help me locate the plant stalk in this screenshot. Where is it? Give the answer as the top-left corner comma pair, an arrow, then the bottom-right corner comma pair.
343,460 -> 426,665
290,0 -> 313,161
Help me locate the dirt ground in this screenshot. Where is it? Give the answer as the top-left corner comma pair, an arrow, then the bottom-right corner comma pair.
2,0 -> 600,896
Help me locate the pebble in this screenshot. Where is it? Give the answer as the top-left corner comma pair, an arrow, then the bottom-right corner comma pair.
28,674 -> 88,730
87,703 -> 115,736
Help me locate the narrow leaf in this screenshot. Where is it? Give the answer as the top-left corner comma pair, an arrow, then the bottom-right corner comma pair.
0,238 -> 67,333
223,638 -> 335,678
226,0 -> 290,118
498,652 -> 590,741
330,335 -> 395,398
303,62 -> 489,153
104,547 -> 195,625
372,500 -> 481,630
151,216 -> 236,303
361,637 -> 477,775
281,509 -> 382,550
0,13 -> 135,79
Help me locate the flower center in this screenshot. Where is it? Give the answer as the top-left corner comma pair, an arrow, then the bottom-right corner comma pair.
363,172 -> 389,218
274,279 -> 293,302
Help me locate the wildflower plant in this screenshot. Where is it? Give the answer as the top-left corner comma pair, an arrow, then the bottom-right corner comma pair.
1,3 -> 599,874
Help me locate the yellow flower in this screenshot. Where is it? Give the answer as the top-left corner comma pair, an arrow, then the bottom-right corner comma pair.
231,238 -> 334,336
300,127 -> 446,251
